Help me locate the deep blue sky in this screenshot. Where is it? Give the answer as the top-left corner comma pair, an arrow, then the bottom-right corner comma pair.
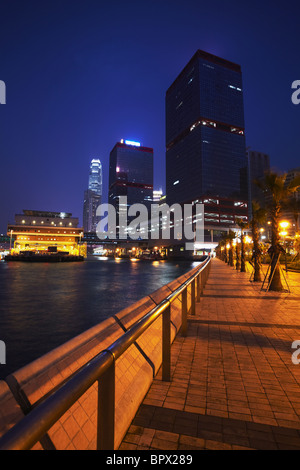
0,0 -> 299,233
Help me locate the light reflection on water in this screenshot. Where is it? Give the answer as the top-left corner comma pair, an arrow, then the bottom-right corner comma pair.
0,257 -> 199,378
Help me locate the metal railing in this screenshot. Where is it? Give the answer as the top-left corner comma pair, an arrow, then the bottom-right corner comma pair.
0,256 -> 211,451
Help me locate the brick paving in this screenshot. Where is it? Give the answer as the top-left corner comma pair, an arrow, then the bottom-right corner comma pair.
120,259 -> 300,450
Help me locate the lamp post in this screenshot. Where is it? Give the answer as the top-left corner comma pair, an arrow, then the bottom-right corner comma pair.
279,221 -> 290,272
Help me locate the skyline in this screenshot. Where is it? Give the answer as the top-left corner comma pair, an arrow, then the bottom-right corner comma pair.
0,1 -> 299,233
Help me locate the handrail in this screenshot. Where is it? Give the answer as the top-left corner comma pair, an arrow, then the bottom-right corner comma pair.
0,256 -> 211,451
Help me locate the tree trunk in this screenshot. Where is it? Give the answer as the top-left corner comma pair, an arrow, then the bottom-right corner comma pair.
240,234 -> 246,272
235,244 -> 240,270
252,221 -> 262,282
229,242 -> 234,267
224,246 -> 228,263
268,206 -> 284,291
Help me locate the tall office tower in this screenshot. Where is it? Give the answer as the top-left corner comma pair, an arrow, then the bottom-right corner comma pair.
247,149 -> 270,213
83,158 -> 102,233
88,158 -> 102,195
109,140 -> 153,239
165,50 -> 249,248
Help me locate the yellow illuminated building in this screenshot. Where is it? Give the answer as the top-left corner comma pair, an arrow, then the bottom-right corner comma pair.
7,210 -> 86,257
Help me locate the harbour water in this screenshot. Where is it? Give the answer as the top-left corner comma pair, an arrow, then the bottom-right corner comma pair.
0,256 -> 199,379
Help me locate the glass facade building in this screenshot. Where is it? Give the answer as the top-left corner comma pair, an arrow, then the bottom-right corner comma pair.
88,159 -> 102,196
165,50 -> 249,239
109,141 -> 153,238
83,158 -> 102,233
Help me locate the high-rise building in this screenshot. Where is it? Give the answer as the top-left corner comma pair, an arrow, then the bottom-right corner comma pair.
83,159 -> 102,233
109,140 -> 153,239
165,50 -> 249,249
88,158 -> 102,196
247,149 -> 270,213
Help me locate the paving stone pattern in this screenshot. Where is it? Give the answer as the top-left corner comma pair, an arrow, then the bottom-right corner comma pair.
120,259 -> 300,450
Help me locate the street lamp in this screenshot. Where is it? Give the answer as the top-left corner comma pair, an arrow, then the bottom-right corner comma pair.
279,221 -> 290,271
279,221 -> 289,230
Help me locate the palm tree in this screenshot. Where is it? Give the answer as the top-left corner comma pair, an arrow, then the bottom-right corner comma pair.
235,238 -> 240,270
236,218 -> 249,272
250,201 -> 266,282
219,232 -> 229,263
227,230 -> 236,267
282,196 -> 300,234
255,171 -> 300,291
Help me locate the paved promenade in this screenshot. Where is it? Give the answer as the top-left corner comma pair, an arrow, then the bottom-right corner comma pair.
120,259 -> 300,450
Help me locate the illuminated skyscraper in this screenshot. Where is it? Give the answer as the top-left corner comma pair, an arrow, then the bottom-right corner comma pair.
83,158 -> 102,233
165,50 -> 249,248
88,159 -> 102,196
109,140 -> 153,238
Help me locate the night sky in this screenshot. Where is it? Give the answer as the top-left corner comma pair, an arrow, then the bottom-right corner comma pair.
0,0 -> 299,233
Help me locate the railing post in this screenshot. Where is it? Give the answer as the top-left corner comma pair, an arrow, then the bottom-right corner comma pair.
97,358 -> 115,450
196,274 -> 201,302
191,279 -> 196,315
181,288 -> 188,337
162,304 -> 171,381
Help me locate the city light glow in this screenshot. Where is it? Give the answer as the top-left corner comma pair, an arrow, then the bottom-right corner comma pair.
124,140 -> 141,147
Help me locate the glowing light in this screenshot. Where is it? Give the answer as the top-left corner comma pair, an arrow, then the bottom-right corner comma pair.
279,221 -> 289,229
124,140 -> 141,147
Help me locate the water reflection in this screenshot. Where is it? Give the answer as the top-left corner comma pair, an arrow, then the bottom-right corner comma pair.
0,257 -> 198,377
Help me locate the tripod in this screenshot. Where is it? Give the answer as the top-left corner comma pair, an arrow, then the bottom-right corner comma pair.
261,253 -> 290,293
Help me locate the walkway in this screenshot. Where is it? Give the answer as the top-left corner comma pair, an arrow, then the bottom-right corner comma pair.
120,259 -> 300,450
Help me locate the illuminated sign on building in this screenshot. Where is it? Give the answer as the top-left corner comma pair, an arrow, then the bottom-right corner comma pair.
120,139 -> 141,147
